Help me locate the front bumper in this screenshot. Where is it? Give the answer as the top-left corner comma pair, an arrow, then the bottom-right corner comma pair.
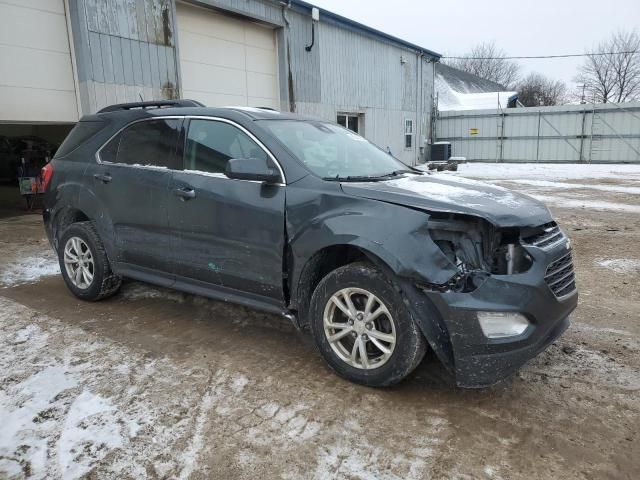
405,239 -> 578,388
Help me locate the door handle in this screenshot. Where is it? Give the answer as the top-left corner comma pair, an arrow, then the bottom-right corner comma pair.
174,187 -> 196,200
93,173 -> 112,183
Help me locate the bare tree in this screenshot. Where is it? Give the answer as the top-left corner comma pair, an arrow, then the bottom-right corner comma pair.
575,30 -> 640,103
446,41 -> 521,89
517,73 -> 567,106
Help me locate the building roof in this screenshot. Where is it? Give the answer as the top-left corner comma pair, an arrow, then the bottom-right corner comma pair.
289,1 -> 441,59
435,63 -> 518,111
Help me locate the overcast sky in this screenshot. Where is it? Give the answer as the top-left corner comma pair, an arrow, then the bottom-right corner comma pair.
310,0 -> 640,90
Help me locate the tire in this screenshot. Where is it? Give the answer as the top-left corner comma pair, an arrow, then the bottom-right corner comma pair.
58,221 -> 122,301
309,261 -> 427,387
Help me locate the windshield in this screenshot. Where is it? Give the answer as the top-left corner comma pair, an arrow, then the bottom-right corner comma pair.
260,120 -> 417,180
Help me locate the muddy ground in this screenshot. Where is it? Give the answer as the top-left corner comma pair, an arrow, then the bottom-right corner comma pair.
0,169 -> 638,479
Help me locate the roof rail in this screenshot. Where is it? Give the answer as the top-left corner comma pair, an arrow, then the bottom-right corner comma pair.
97,99 -> 205,114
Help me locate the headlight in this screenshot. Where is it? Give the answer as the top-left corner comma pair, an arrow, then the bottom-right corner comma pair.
477,312 -> 530,339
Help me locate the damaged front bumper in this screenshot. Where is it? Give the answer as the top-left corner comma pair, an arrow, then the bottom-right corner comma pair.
403,239 -> 578,388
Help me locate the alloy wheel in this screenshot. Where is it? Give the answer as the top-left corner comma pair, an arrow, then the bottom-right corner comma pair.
323,287 -> 397,370
63,236 -> 95,290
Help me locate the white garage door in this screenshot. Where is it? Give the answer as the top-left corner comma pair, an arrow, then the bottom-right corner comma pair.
176,2 -> 279,109
0,0 -> 78,122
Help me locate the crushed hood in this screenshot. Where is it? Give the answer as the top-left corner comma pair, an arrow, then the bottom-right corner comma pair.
340,173 -> 553,227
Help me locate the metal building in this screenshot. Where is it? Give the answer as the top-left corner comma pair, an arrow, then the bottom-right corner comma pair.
0,0 -> 440,167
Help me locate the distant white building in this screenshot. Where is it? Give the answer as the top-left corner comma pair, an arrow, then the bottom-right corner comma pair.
435,63 -> 518,111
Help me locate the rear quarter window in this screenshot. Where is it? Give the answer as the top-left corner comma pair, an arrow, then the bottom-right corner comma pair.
54,121 -> 105,158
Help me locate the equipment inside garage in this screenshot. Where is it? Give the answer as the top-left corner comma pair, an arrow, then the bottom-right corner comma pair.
0,124 -> 73,217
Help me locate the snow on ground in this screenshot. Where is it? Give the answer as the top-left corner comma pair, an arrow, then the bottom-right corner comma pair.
596,258 -> 640,274
0,254 -> 59,287
439,163 -> 640,181
419,163 -> 640,213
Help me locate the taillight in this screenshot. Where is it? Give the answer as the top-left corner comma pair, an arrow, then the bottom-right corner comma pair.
41,163 -> 54,192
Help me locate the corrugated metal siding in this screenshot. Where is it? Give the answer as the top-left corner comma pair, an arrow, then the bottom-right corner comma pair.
67,0 -> 435,165
437,103 -> 640,163
69,0 -> 179,114
287,12 -> 434,165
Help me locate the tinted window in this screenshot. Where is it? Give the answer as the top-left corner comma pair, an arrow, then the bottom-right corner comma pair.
100,119 -> 181,169
184,120 -> 268,174
55,121 -> 105,158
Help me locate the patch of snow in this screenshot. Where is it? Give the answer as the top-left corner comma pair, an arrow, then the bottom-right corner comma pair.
58,391 -> 123,479
527,194 -> 640,213
384,175 -> 525,209
231,375 -> 249,393
596,258 -> 640,274
0,254 -> 59,287
437,162 -> 640,181
183,170 -> 227,179
500,179 -> 640,195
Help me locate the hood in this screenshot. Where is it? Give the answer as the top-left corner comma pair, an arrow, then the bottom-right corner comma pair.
340,173 -> 553,227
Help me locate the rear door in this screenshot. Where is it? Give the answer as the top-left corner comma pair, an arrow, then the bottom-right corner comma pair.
168,117 -> 286,301
91,117 -> 182,278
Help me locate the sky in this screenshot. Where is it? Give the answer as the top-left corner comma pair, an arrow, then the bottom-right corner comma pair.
309,0 -> 640,91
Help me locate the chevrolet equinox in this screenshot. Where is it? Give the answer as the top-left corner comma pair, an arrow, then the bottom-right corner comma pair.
42,100 -> 578,388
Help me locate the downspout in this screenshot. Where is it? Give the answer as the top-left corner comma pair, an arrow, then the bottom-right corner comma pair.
411,52 -> 423,167
280,1 -> 295,112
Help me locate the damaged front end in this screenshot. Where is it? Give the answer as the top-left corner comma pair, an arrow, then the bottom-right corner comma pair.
403,214 -> 578,388
422,214 -> 533,294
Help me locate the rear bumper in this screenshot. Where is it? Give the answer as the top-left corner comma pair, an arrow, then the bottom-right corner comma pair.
405,240 -> 578,388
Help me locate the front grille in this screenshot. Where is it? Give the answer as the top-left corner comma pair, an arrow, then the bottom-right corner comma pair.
545,251 -> 577,298
524,222 -> 565,249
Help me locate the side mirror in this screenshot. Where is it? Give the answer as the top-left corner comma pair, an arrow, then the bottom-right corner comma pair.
225,158 -> 281,184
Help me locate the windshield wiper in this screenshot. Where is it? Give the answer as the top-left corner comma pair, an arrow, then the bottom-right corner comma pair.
322,169 -> 422,182
323,175 -> 388,182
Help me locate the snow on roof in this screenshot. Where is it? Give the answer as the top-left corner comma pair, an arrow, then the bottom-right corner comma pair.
435,63 -> 518,111
438,91 -> 519,111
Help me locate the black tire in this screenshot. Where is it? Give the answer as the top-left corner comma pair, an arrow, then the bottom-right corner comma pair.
309,261 -> 427,387
58,222 -> 122,301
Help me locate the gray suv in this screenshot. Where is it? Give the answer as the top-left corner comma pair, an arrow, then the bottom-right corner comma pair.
42,100 -> 578,388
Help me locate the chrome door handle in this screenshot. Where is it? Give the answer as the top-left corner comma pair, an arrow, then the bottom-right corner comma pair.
174,187 -> 196,200
93,173 -> 112,183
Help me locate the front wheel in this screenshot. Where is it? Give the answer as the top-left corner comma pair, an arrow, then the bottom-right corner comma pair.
58,222 -> 122,301
309,262 -> 427,387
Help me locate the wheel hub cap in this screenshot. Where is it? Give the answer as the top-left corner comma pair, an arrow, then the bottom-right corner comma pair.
323,287 -> 397,370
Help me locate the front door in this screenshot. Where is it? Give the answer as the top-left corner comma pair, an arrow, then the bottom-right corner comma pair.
90,117 -> 182,277
168,118 -> 286,302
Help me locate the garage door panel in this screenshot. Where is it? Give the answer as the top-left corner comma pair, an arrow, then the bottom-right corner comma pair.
177,3 -> 245,44
0,3 -> 69,53
244,24 -> 276,49
0,44 -> 75,91
180,62 -> 247,96
179,31 -> 245,71
246,46 -> 277,75
177,2 -> 278,108
247,73 -> 278,99
0,86 -> 77,123
248,96 -> 279,110
183,90 -> 248,107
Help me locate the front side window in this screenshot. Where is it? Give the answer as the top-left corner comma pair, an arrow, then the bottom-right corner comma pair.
184,120 -> 268,174
260,120 -> 412,180
99,119 -> 181,169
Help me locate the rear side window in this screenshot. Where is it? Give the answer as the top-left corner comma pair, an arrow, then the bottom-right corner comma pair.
99,119 -> 181,169
55,121 -> 105,158
184,119 -> 268,174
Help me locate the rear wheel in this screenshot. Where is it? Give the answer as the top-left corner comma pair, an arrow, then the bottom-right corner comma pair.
58,222 -> 121,301
309,262 -> 427,386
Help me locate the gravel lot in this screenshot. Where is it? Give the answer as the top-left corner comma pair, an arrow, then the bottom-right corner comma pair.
1,164 -> 639,479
